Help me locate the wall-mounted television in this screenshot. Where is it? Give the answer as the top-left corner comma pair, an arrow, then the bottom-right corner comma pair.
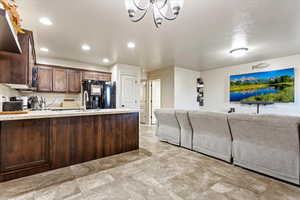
230,68 -> 295,103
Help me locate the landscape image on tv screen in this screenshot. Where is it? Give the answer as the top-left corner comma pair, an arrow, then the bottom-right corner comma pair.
230,68 -> 295,103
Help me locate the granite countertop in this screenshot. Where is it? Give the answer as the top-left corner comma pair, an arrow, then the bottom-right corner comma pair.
0,109 -> 140,121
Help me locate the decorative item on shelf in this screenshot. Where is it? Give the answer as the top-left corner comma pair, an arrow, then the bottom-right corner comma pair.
125,0 -> 184,28
228,107 -> 235,113
0,0 -> 24,33
197,78 -> 204,107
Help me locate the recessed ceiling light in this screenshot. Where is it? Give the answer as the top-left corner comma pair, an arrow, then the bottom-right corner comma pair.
102,58 -> 110,63
230,47 -> 249,57
39,17 -> 53,26
127,42 -> 136,49
81,44 -> 91,51
40,47 -> 49,52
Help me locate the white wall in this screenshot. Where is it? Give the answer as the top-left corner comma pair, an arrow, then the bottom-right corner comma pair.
148,67 -> 175,108
37,57 -> 110,72
201,54 -> 300,115
174,67 -> 201,110
0,84 -> 19,97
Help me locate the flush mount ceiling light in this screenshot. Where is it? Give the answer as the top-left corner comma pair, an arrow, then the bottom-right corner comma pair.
230,47 -> 249,57
39,17 -> 53,26
127,42 -> 136,49
102,58 -> 110,63
81,44 -> 91,51
125,0 -> 184,28
40,47 -> 49,52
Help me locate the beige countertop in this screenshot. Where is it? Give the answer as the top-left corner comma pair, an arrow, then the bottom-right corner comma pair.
0,109 -> 140,121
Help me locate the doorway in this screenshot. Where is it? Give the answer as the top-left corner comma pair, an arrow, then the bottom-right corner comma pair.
140,80 -> 147,124
149,79 -> 161,125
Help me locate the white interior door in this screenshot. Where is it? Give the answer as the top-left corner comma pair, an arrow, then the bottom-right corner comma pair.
120,74 -> 138,108
150,79 -> 161,124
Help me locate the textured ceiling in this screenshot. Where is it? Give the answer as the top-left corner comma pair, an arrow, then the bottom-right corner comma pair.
18,0 -> 300,71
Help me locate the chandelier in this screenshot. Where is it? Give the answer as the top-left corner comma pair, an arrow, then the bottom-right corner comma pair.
125,0 -> 185,28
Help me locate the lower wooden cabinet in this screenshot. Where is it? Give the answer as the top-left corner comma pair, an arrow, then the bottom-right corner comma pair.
0,113 -> 139,182
0,119 -> 51,181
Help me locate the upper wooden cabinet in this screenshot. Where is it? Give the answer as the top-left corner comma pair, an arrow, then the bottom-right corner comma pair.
82,71 -> 111,81
36,65 -> 111,93
37,66 -> 53,92
68,70 -> 82,93
53,68 -> 68,92
82,71 -> 96,80
0,30 -> 36,85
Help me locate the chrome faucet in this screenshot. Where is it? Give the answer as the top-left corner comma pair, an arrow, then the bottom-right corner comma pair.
83,91 -> 89,111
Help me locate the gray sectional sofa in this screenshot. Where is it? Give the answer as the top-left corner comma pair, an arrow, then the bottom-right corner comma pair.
154,109 -> 300,185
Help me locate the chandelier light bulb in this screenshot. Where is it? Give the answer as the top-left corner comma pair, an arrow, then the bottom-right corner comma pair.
153,5 -> 163,27
170,0 -> 184,15
125,0 -> 137,18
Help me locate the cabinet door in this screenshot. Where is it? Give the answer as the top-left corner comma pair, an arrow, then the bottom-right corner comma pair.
103,73 -> 112,81
121,113 -> 139,152
101,114 -> 123,156
82,71 -> 96,80
0,31 -> 34,85
37,66 -> 53,92
0,119 -> 51,172
51,118 -> 76,169
68,70 -> 82,93
53,68 -> 68,92
72,116 -> 102,163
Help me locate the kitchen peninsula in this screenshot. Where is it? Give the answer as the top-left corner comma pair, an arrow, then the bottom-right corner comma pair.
0,109 -> 139,182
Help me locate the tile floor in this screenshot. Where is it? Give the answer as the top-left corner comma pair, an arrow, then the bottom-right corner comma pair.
0,125 -> 300,200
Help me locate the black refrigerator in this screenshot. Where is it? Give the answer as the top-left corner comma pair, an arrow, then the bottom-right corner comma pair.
82,80 -> 116,109
101,81 -> 116,109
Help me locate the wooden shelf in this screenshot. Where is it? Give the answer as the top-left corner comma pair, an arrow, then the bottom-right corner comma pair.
0,8 -> 22,54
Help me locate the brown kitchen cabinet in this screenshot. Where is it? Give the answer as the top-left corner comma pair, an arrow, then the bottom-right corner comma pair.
0,119 -> 51,181
53,68 -> 68,92
68,70 -> 82,93
82,71 -> 111,81
82,71 -> 96,80
37,66 -> 53,92
0,30 -> 36,85
36,64 -> 111,93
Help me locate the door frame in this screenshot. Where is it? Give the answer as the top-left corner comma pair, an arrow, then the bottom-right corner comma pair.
149,79 -> 161,125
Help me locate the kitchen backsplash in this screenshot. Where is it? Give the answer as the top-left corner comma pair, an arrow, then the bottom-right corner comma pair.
0,84 -> 81,107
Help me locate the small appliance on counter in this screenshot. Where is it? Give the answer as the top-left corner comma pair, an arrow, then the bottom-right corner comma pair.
0,96 -> 8,112
2,100 -> 23,112
82,80 -> 116,110
28,96 -> 46,110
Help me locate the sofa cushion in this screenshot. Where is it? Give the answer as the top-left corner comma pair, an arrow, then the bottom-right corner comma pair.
228,113 -> 300,184
176,110 -> 193,149
154,109 -> 181,145
189,111 -> 232,162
